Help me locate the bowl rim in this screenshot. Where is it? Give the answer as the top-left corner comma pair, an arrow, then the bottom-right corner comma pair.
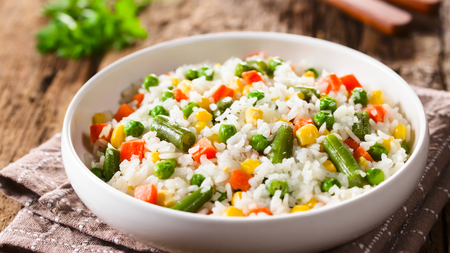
63,31 -> 428,223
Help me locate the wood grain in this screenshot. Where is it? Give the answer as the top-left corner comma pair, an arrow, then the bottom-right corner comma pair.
0,0 -> 449,251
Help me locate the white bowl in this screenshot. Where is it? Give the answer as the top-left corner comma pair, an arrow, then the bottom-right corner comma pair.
62,32 -> 429,253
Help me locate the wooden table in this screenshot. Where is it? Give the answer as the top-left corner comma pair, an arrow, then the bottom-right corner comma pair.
0,0 -> 448,251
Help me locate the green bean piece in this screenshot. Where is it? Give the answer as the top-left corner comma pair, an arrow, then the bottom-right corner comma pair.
267,124 -> 294,164
191,174 -> 206,187
124,120 -> 145,137
103,148 -> 120,181
319,97 -> 338,112
219,124 -> 237,143
313,111 -> 334,130
366,168 -> 385,186
161,91 -> 174,102
267,179 -> 289,198
150,115 -> 196,152
246,60 -> 268,75
216,191 -> 227,202
182,102 -> 200,118
90,167 -> 104,180
269,57 -> 284,72
150,105 -> 169,117
185,69 -> 198,80
322,134 -> 365,188
368,143 -> 389,161
352,111 -> 371,140
198,67 -> 214,81
304,68 -> 319,78
235,62 -> 251,77
321,178 -> 341,193
171,187 -> 214,213
143,74 -> 159,90
213,97 -> 234,120
154,159 -> 177,179
247,90 -> 265,106
293,86 -> 320,102
401,142 -> 410,154
251,134 -> 270,152
351,88 -> 368,107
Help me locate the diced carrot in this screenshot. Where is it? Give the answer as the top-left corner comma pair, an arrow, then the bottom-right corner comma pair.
354,146 -> 374,162
173,88 -> 188,102
344,138 -> 360,150
114,104 -> 135,122
134,184 -> 158,204
320,74 -> 342,94
211,84 -> 235,103
294,118 -> 314,131
247,207 -> 272,216
229,170 -> 252,191
133,93 -> 145,108
191,138 -> 217,163
90,123 -> 112,144
120,139 -> 146,162
242,70 -> 265,85
340,74 -> 362,93
365,105 -> 386,123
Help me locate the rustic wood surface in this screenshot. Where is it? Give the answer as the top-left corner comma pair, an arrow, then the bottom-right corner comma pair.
0,0 -> 449,251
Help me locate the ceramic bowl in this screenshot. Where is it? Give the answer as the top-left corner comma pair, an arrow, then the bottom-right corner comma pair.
62,32 -> 429,253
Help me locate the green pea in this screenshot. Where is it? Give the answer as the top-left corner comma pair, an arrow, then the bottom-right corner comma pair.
251,134 -> 270,152
319,97 -> 338,112
90,167 -> 104,180
313,111 -> 334,130
150,105 -> 169,117
351,88 -> 368,107
368,143 -> 389,161
198,67 -> 214,81
168,86 -> 174,90
143,74 -> 159,90
219,124 -> 237,143
304,68 -> 319,78
216,191 -> 227,202
401,142 -> 410,154
191,174 -> 206,187
161,91 -> 174,102
235,62 -> 251,77
154,159 -> 177,179
247,90 -> 265,106
185,69 -> 198,80
182,102 -> 200,117
366,168 -> 385,186
124,120 -> 144,137
268,57 -> 284,72
321,178 -> 341,193
267,179 -> 289,198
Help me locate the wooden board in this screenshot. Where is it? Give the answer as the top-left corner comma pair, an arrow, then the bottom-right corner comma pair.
0,0 -> 449,251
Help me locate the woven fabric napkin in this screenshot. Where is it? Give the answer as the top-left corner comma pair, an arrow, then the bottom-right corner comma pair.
0,86 -> 449,253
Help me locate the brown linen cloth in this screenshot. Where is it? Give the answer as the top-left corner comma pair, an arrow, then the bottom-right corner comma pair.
0,85 -> 449,253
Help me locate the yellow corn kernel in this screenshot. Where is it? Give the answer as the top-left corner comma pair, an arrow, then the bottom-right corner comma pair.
231,192 -> 242,206
296,124 -> 320,146
127,186 -> 134,195
240,159 -> 261,175
323,129 -> 330,135
196,110 -> 213,122
151,152 -> 160,163
92,112 -> 107,124
291,205 -> 311,213
271,96 -> 280,101
194,122 -> 209,133
209,134 -> 221,143
285,94 -> 293,101
111,124 -> 126,148
229,76 -> 244,95
278,118 -> 289,123
323,160 -> 337,173
198,96 -> 211,111
382,137 -> 393,151
157,190 -> 175,207
394,124 -> 406,141
178,80 -> 194,94
302,71 -> 315,78
169,76 -> 179,86
214,63 -> 221,68
223,167 -> 229,172
222,206 -> 245,217
297,92 -> 305,100
368,90 -> 384,105
245,108 -> 263,126
306,198 -> 318,208
358,157 -> 368,170
242,85 -> 252,96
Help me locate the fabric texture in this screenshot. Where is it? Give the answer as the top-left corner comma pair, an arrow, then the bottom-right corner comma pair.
0,86 -> 449,253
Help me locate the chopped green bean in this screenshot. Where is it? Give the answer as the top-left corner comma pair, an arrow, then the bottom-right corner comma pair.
351,88 -> 368,107
171,187 -> 213,213
267,125 -> 294,164
293,86 -> 320,102
150,115 -> 196,152
103,148 -> 120,181
352,111 -> 370,140
216,191 -> 227,202
268,57 -> 284,72
90,167 -> 104,180
401,142 -> 410,154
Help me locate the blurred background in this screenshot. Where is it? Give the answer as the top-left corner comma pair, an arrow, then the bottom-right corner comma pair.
0,0 -> 448,251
